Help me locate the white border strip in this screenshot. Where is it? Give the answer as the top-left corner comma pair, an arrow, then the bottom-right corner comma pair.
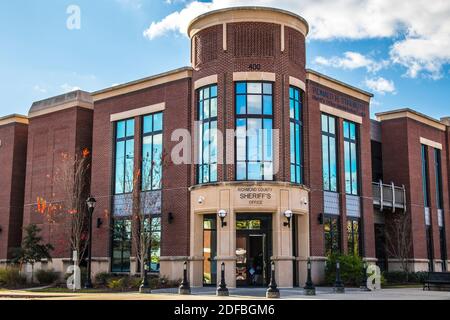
289,76 -> 306,91
420,137 -> 442,150
110,103 -> 165,122
194,75 -> 218,90
320,103 -> 363,124
233,72 -> 276,82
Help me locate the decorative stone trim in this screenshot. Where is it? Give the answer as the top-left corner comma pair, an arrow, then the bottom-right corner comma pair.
320,103 -> 363,124
110,103 -> 165,122
233,72 -> 276,82
194,75 -> 218,90
420,137 -> 443,150
289,76 -> 306,91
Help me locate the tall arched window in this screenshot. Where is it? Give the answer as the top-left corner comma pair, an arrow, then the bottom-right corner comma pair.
235,82 -> 273,181
197,84 -> 218,184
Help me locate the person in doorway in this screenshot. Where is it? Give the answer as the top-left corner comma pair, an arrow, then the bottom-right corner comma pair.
252,252 -> 264,285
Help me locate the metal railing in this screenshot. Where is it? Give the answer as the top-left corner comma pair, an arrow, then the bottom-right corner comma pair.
372,181 -> 407,213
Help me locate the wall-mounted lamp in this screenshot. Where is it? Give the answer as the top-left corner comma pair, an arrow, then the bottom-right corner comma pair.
283,210 -> 293,228
0,225 -> 2,233
218,210 -> 228,228
168,212 -> 174,224
96,218 -> 103,228
318,213 -> 324,225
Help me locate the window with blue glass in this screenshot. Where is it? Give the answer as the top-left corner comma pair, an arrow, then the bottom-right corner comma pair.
343,121 -> 358,195
115,119 -> 135,194
142,113 -> 163,191
198,85 -> 218,184
421,144 -> 430,207
290,87 -> 303,184
112,219 -> 131,272
235,82 -> 273,181
322,114 -> 338,192
434,148 -> 447,271
143,216 -> 161,273
435,148 -> 443,209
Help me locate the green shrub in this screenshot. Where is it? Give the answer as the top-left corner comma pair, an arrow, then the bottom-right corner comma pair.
107,278 -> 128,290
35,269 -> 59,285
0,267 -> 27,288
325,254 -> 364,286
383,271 -> 428,284
94,272 -> 111,286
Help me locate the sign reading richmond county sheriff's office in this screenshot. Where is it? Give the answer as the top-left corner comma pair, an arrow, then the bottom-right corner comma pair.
237,187 -> 273,205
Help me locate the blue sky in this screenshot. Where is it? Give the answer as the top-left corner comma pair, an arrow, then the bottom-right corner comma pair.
0,0 -> 449,120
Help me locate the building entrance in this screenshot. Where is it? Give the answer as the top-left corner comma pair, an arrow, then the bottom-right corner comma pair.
235,215 -> 272,287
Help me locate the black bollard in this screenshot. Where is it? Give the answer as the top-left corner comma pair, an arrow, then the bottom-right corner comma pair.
266,261 -> 280,298
178,261 -> 191,295
360,262 -> 370,291
304,258 -> 316,296
216,262 -> 229,296
333,260 -> 345,293
139,261 -> 151,293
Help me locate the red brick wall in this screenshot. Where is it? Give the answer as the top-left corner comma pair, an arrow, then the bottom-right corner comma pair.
381,118 -> 450,261
91,79 -> 191,259
23,107 -> 93,258
306,81 -> 373,258
0,122 -> 28,259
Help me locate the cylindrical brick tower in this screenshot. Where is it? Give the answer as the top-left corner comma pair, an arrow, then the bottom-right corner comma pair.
187,7 -> 311,289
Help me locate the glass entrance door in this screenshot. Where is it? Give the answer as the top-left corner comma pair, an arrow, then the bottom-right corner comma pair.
235,215 -> 272,287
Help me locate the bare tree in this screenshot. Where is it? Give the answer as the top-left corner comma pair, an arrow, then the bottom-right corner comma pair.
120,150 -> 163,281
385,212 -> 413,279
37,148 -> 91,264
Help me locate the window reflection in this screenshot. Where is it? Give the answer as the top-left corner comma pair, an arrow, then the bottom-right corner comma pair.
324,215 -> 340,256
235,82 -> 273,181
290,87 -> 303,184
198,85 -> 218,184
115,119 -> 134,194
142,113 -> 163,191
343,121 -> 358,195
322,114 -> 337,192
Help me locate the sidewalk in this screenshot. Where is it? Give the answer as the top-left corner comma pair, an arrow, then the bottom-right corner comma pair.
0,287 -> 449,300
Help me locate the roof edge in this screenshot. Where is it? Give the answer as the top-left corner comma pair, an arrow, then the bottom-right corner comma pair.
376,108 -> 446,131
0,114 -> 29,126
91,66 -> 193,102
306,69 -> 374,102
188,6 -> 309,38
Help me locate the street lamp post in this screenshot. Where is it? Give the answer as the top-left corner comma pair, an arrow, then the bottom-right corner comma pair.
216,262 -> 229,296
84,196 -> 96,289
304,258 -> 316,295
179,261 -> 191,295
333,260 -> 345,293
266,261 -> 280,299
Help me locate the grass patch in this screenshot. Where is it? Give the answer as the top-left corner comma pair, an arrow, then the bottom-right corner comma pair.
382,284 -> 422,289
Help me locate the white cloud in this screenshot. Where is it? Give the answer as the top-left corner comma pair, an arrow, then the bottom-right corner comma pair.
116,0 -> 143,10
33,85 -> 47,93
143,0 -> 450,79
365,77 -> 396,95
60,83 -> 81,93
314,52 -> 388,73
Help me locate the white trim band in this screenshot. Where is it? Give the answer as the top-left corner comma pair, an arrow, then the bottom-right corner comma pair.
233,72 -> 276,82
110,103 -> 165,122
320,103 -> 363,124
420,137 -> 443,150
194,75 -> 218,90
289,76 -> 306,91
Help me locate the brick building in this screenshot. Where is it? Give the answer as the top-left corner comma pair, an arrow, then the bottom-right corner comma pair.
0,7 -> 449,287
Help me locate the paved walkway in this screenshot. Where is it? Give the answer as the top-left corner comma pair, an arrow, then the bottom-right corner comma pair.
0,287 -> 449,300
